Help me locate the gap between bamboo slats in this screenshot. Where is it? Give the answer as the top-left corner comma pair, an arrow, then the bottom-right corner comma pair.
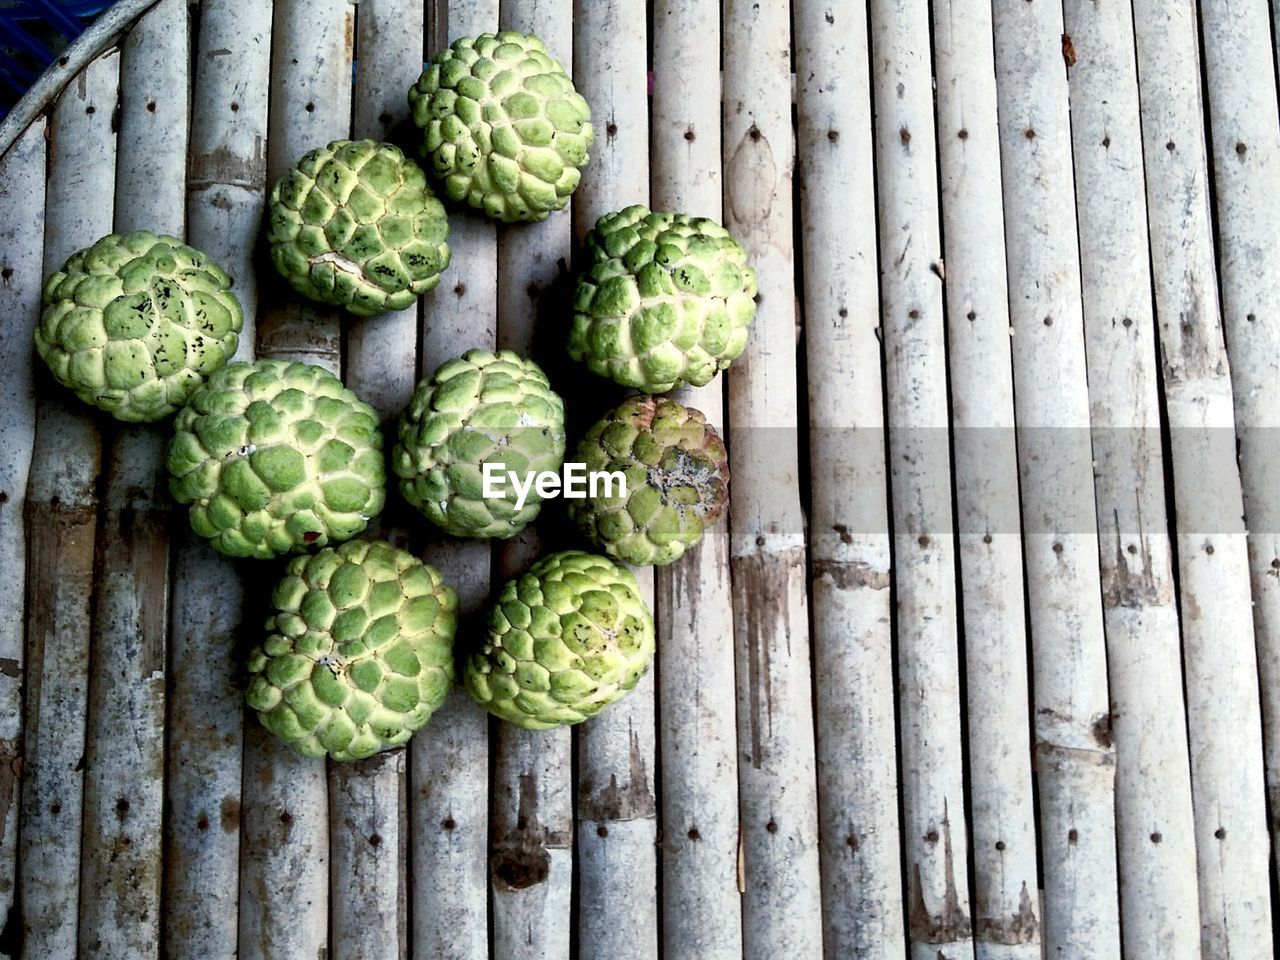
1198,0 -> 1280,893
410,3 -> 497,957
487,2 -> 576,956
570,4 -> 658,958
649,2 -> 743,958
991,3 -> 1120,954
793,3 -> 904,957
1061,5 -> 1202,955
18,48 -> 116,959
721,2 -> 822,958
321,2 -> 426,957
868,3 -> 975,959
0,117 -> 46,950
78,4 -> 188,956
931,3 -> 1040,957
239,2 -> 353,957
166,0 -> 271,954
1130,1 -> 1274,953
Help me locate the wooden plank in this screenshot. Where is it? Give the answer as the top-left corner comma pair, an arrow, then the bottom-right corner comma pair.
0,115 -> 46,944
409,4 -> 497,958
1061,4 -> 1202,955
239,3 -> 353,958
571,4 -> 657,959
1130,0 -> 1274,953
166,2 -> 270,956
649,3 -> 743,959
1198,0 -> 1280,890
793,3 -> 904,957
721,2 -> 822,958
867,2 -> 975,958
931,3 -> 1039,957
489,4 -> 575,957
19,50 -> 117,957
990,3 -> 1120,954
77,3 -> 188,955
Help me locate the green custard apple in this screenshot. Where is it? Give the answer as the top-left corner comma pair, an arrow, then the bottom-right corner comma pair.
246,540 -> 458,760
167,360 -> 385,559
463,550 -> 655,730
392,349 -> 566,539
568,395 -> 728,566
34,230 -> 244,421
567,205 -> 758,392
409,31 -> 594,223
268,139 -> 451,317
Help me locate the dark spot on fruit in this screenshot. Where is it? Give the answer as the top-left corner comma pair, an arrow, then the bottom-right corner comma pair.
303,531 -> 320,543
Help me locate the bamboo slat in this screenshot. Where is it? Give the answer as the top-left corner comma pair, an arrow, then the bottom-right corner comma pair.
868,2 -> 974,958
1130,1 -> 1274,953
1062,4 -> 1201,955
571,4 -> 658,958
1198,0 -> 1280,886
166,1 -> 270,954
793,3 -> 904,957
77,3 -> 188,955
239,3 -> 353,958
488,3 -> 575,956
649,2 -> 743,958
990,2 -> 1120,953
19,51 -> 117,957
931,4 -> 1039,957
409,3 -> 497,956
0,116 -> 46,945
721,2 -> 822,958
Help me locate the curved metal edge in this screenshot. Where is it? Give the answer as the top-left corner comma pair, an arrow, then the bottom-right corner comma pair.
0,0 -> 161,159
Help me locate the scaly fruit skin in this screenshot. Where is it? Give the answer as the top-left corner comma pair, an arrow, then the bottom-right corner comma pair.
392,349 -> 565,539
34,231 -> 244,422
568,396 -> 728,566
246,540 -> 458,761
567,206 -> 758,392
409,31 -> 594,223
167,360 -> 385,559
464,551 -> 655,730
268,139 -> 451,317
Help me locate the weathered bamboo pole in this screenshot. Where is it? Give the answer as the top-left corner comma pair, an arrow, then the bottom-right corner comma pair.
793,3 -> 904,957
166,1 -> 271,954
867,2 -> 975,958
0,115 -> 46,944
571,4 -> 658,959
18,51 -> 117,958
239,3 -> 353,958
649,3 -> 743,959
1198,0 -> 1280,886
722,2 -> 822,957
1130,1 -> 1274,953
409,3 -> 497,957
77,3 -> 188,955
487,3 -> 575,956
990,3 -> 1120,954
931,3 -> 1039,957
1061,3 -> 1202,955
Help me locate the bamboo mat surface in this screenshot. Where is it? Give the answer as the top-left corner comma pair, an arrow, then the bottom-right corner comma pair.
0,1 -> 1278,958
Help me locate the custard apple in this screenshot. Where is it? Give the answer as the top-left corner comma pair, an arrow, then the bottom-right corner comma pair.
408,31 -> 594,223
246,540 -> 458,760
567,206 -> 758,392
34,231 -> 244,422
167,360 -> 385,559
392,349 -> 566,539
268,139 -> 451,317
463,551 -> 655,730
568,396 -> 728,566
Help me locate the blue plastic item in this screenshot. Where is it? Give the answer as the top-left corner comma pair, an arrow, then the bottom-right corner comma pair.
0,1 -> 111,114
